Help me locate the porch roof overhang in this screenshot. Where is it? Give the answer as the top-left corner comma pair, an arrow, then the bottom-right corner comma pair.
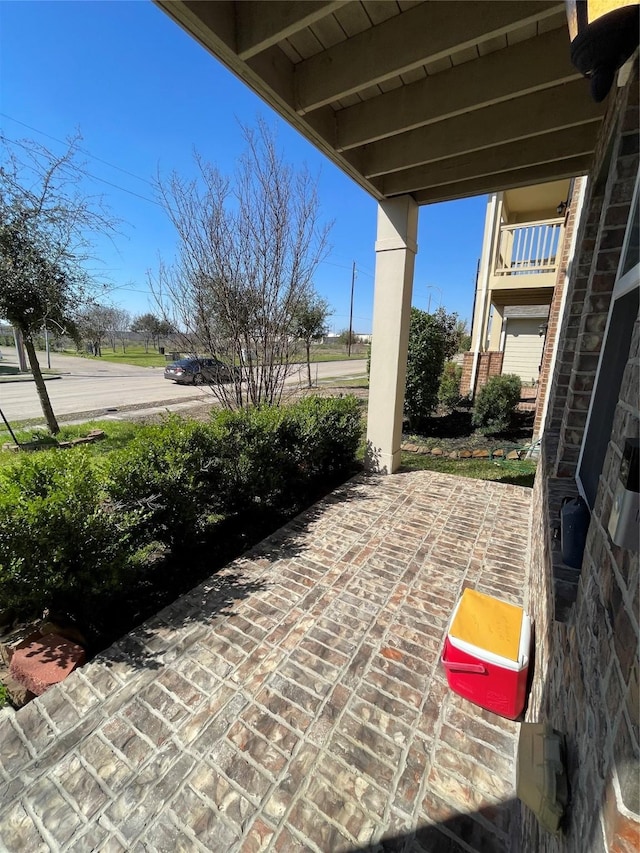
156,0 -> 606,205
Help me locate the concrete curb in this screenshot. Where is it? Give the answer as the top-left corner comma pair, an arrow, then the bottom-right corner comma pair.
0,374 -> 62,384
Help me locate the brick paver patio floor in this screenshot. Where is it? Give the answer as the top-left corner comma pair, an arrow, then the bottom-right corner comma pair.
0,470 -> 532,853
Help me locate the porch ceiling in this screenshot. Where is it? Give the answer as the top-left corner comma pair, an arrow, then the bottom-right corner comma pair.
156,0 -> 606,204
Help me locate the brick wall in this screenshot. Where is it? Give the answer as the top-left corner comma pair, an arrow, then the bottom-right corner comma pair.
522,60 -> 639,853
459,351 -> 503,396
533,177 -> 586,439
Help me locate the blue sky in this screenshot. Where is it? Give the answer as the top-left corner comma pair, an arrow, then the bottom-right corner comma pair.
1,1 -> 488,333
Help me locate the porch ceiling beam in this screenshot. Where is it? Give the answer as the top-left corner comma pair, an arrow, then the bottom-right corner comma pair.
377,124 -> 598,196
236,1 -> 348,60
294,1 -> 564,114
335,27 -> 579,151
155,1 -> 380,197
361,80 -> 603,178
412,156 -> 593,205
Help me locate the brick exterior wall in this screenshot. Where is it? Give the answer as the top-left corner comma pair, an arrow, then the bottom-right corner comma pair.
522,59 -> 639,853
533,177 -> 586,439
460,351 -> 503,396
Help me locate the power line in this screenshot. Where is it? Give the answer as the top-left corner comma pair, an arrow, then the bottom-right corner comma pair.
1,131 -> 166,210
0,112 -> 155,188
319,258 -> 374,277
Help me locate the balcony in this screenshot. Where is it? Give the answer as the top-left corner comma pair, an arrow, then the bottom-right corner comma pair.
491,217 -> 564,290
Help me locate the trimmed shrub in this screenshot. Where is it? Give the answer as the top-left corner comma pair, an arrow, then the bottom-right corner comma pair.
472,374 -> 522,433
107,415 -> 223,546
211,395 -> 362,512
210,405 -> 301,512
0,451 -> 138,620
291,395 -> 362,476
438,362 -> 463,411
405,308 -> 449,429
0,398 -> 362,624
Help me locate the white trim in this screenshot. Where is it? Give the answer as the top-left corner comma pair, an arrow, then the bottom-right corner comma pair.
576,172 -> 640,502
470,193 -> 500,395
499,317 -> 507,352
537,176 -> 588,438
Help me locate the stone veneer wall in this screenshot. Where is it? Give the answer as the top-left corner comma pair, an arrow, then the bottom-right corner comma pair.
522,59 -> 639,852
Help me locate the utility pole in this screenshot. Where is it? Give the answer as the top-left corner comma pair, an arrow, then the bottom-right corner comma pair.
348,261 -> 356,357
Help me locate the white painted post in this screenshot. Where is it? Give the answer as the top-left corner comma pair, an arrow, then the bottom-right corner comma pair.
469,192 -> 500,397
365,196 -> 418,474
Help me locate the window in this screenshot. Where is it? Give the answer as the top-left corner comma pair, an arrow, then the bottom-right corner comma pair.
577,175 -> 640,509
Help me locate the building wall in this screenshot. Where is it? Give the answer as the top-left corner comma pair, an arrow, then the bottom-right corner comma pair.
459,350 -> 503,396
533,177 -> 586,439
523,59 -> 639,853
501,317 -> 546,384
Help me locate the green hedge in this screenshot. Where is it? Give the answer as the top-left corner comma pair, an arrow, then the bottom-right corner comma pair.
438,362 -> 463,411
210,395 -> 362,512
0,452 -> 141,620
107,416 -> 223,547
0,397 -> 362,624
472,374 -> 522,433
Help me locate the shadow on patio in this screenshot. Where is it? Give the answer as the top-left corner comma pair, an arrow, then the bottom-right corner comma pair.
0,469 -> 532,852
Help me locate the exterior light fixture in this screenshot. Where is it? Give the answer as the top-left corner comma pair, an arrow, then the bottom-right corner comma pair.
539,322 -> 549,337
557,200 -> 568,216
565,0 -> 640,102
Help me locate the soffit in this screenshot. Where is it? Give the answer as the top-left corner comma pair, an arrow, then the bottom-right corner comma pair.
505,179 -> 572,214
156,0 -> 606,205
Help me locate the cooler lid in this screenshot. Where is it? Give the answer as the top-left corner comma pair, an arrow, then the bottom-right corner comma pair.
449,589 -> 523,663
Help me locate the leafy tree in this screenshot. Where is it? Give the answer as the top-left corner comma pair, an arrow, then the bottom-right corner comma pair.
454,318 -> 471,352
338,329 -> 358,348
131,312 -> 158,352
0,133 -> 114,433
154,318 -> 173,347
404,308 -> 449,430
294,293 -> 331,388
151,119 -> 331,408
432,306 -> 461,361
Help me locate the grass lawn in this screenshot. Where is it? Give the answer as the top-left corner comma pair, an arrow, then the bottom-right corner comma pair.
306,346 -> 368,363
321,377 -> 369,388
60,348 -> 167,367
0,420 -> 143,467
58,344 -> 369,369
399,451 -> 537,488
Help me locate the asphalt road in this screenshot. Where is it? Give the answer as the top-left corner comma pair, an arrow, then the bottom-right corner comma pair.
0,349 -> 367,424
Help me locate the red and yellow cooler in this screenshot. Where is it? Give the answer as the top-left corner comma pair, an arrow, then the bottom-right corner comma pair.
441,588 -> 532,720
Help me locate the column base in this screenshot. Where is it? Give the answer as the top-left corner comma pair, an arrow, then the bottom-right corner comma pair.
363,444 -> 402,474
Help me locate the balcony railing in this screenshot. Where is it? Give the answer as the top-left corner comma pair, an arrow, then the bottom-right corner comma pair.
495,218 -> 564,276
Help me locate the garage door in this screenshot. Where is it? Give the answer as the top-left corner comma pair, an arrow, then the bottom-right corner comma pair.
502,318 -> 545,384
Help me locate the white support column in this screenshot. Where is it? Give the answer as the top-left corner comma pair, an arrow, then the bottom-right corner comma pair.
365,195 -> 418,474
469,192 -> 500,396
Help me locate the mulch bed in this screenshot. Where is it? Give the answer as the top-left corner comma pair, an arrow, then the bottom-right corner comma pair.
404,406 -> 535,454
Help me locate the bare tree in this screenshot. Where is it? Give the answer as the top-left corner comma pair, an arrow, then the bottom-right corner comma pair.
151,120 -> 331,408
78,303 -> 114,356
0,132 -> 116,433
114,308 -> 131,353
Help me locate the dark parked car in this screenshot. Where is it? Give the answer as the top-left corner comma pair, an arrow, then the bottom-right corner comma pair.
164,357 -> 235,385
